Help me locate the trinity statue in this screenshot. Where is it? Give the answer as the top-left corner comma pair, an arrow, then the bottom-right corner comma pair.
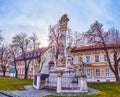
56,14 -> 69,67
59,14 -> 69,32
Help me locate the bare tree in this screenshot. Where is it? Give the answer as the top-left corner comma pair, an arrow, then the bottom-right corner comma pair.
48,23 -> 61,62
9,44 -> 20,78
0,44 -> 10,77
12,32 -> 31,79
30,33 -> 40,50
12,32 -> 43,79
29,33 -> 45,74
84,21 -> 120,82
69,32 -> 85,48
0,31 -> 9,77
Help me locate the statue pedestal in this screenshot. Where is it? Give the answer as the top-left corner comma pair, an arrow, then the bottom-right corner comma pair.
33,74 -> 41,89
57,71 -> 62,93
80,75 -> 88,92
45,68 -> 74,90
45,68 -> 88,93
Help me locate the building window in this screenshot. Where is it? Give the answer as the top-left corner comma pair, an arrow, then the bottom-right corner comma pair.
31,67 -> 33,73
86,56 -> 90,63
20,68 -> 21,74
70,57 -> 74,64
18,68 -> 19,73
22,68 -> 24,74
78,56 -> 82,63
105,68 -> 110,77
28,68 -> 30,73
104,54 -> 108,62
95,55 -> 99,62
96,69 -> 100,77
86,69 -> 91,78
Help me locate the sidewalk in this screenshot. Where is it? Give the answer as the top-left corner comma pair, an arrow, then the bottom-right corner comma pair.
0,86 -> 99,97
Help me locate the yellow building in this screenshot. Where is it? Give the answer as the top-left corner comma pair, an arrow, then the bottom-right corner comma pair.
11,43 -> 120,81
14,46 -> 54,79
71,44 -> 120,82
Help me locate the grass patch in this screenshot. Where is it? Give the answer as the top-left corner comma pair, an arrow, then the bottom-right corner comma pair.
0,78 -> 32,91
45,82 -> 120,97
1,78 -> 120,97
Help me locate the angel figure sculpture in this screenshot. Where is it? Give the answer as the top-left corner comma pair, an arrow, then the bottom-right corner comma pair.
33,57 -> 46,74
74,57 -> 85,77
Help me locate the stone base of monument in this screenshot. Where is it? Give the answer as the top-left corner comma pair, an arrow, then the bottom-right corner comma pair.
45,68 -> 88,93
33,74 -> 41,89
80,75 -> 88,92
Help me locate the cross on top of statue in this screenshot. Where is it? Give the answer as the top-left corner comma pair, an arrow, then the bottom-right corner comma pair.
59,14 -> 69,32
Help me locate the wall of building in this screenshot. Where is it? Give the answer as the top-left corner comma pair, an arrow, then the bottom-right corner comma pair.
0,71 -> 9,77
16,47 -> 53,79
72,49 -> 120,82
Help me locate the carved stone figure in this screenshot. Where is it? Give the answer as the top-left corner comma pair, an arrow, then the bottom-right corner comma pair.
59,14 -> 69,32
73,58 -> 85,77
56,14 -> 69,68
56,54 -> 65,67
33,57 -> 46,74
66,57 -> 74,69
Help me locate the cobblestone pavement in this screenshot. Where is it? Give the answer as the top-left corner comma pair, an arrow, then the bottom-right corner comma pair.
0,91 -> 15,97
12,90 -> 55,97
0,92 -> 9,97
0,94 -> 8,97
0,85 -> 56,97
0,86 -> 99,97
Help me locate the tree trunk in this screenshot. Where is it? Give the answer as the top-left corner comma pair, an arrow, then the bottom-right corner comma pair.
114,72 -> 120,82
3,70 -> 6,77
14,60 -> 17,78
15,69 -> 18,78
24,68 -> 28,79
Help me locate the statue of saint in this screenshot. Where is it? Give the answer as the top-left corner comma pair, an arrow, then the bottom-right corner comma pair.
56,14 -> 69,68
59,14 -> 69,32
56,54 -> 65,67
74,58 -> 85,77
33,57 -> 46,74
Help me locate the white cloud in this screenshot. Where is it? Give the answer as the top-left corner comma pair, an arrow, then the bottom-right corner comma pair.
0,0 -> 119,46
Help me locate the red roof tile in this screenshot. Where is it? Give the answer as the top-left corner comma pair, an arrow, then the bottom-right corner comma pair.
71,44 -> 120,52
15,46 -> 53,61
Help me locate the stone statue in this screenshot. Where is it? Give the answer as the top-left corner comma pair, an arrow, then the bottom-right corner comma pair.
66,57 -> 74,69
33,57 -> 46,74
56,53 -> 65,67
56,14 -> 69,68
59,14 -> 69,32
74,58 -> 85,77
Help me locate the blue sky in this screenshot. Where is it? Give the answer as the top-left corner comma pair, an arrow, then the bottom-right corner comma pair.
0,0 -> 120,46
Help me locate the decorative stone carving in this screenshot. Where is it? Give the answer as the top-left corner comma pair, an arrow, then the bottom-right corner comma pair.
56,14 -> 69,68
73,58 -> 85,77
66,57 -> 74,69
33,57 -> 46,74
56,54 -> 65,67
80,75 -> 88,91
59,14 -> 69,32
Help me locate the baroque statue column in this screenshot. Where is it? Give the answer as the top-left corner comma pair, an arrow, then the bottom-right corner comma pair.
56,14 -> 69,68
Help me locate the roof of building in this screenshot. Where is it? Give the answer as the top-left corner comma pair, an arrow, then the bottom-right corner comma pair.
14,45 -> 53,61
71,44 -> 120,52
